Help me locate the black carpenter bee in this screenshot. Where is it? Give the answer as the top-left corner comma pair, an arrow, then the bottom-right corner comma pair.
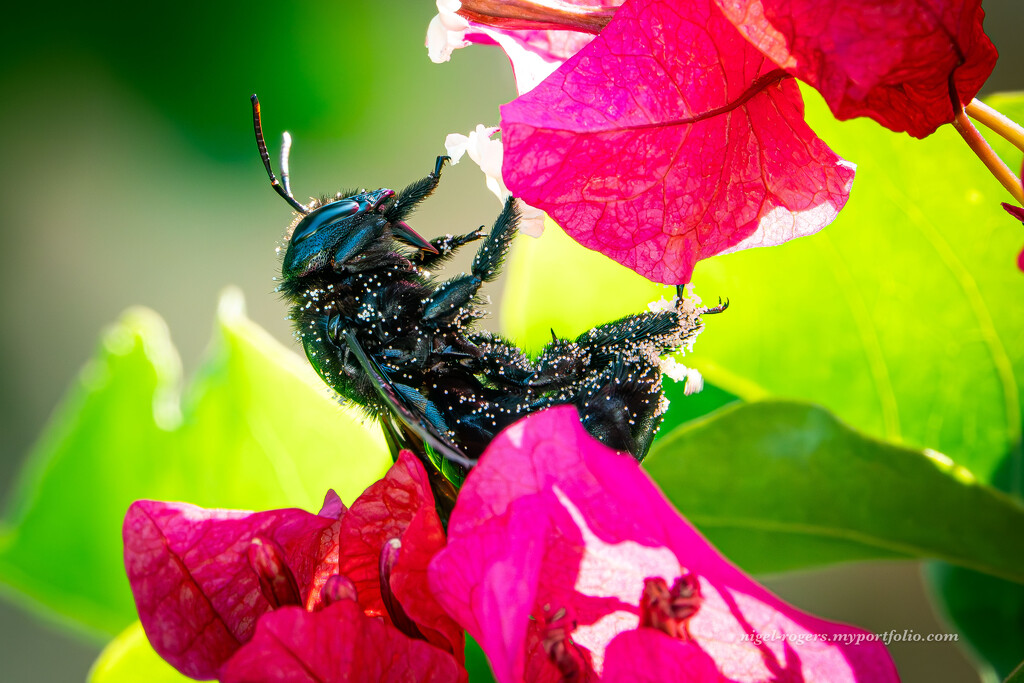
252,95 -> 724,509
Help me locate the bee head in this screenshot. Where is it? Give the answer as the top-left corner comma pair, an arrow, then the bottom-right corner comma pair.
281,189 -> 387,278
251,96 -> 437,281
280,190 -> 438,279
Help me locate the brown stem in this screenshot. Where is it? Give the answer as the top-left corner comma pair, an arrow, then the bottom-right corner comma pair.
966,99 -> 1024,155
953,110 -> 1024,205
457,0 -> 615,34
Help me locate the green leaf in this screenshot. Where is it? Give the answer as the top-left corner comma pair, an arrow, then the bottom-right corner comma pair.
501,217 -> 672,355
927,563 -> 1024,681
1005,658 -> 1024,683
466,634 -> 497,682
503,90 -> 1024,482
89,623 -> 189,683
0,289 -> 390,638
658,380 -> 741,436
926,413 -> 1024,680
686,90 -> 1024,482
645,401 -> 1024,580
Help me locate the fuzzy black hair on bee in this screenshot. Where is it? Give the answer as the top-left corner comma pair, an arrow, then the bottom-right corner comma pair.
253,95 -> 724,510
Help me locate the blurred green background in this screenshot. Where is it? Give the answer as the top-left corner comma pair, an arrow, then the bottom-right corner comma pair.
0,1 -> 1020,680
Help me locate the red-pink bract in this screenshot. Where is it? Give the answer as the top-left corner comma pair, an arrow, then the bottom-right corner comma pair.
712,0 -> 998,138
428,406 -> 900,682
339,450 -> 464,658
124,453 -> 462,680
123,492 -> 344,679
218,600 -> 462,683
500,0 -> 855,284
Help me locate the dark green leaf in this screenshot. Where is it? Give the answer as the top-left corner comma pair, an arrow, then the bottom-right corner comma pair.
1005,658 -> 1024,683
927,563 -> 1024,681
658,380 -> 740,436
646,401 -> 1024,580
466,634 -> 496,682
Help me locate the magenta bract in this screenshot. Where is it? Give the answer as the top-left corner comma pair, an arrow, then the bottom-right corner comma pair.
500,0 -> 855,283
448,0 -> 996,282
428,406 -> 900,682
339,450 -> 464,658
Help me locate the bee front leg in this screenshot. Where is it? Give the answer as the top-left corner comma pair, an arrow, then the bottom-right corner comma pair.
415,227 -> 486,268
383,155 -> 450,223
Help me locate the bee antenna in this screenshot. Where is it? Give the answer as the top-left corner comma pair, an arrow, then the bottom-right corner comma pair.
280,131 -> 295,199
251,94 -> 308,214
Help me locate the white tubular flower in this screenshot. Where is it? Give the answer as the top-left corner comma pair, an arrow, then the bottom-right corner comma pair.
682,367 -> 704,395
658,356 -> 688,382
659,357 -> 704,396
426,0 -> 470,63
515,201 -> 546,237
445,124 -> 547,237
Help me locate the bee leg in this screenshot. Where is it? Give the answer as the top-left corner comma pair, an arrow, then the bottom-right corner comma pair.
471,197 -> 519,282
422,276 -> 483,322
703,297 -> 729,314
415,227 -> 486,268
422,198 -> 519,322
383,155 -> 450,223
575,311 -> 681,358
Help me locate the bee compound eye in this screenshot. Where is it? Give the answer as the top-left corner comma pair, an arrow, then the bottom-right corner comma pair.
291,200 -> 363,246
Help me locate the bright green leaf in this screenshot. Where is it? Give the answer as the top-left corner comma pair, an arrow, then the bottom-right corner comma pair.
0,289 -> 390,638
501,216 -> 672,355
645,401 -> 1024,580
89,622 -> 189,683
684,90 -> 1024,482
500,220 -> 735,430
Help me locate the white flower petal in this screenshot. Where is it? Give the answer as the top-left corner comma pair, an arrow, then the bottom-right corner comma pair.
426,2 -> 470,64
516,201 -> 546,238
443,126 -> 547,237
444,133 -> 471,163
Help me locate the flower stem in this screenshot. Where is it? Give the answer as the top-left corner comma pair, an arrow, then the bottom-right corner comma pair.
966,99 -> 1024,154
952,110 -> 1024,205
457,0 -> 615,34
